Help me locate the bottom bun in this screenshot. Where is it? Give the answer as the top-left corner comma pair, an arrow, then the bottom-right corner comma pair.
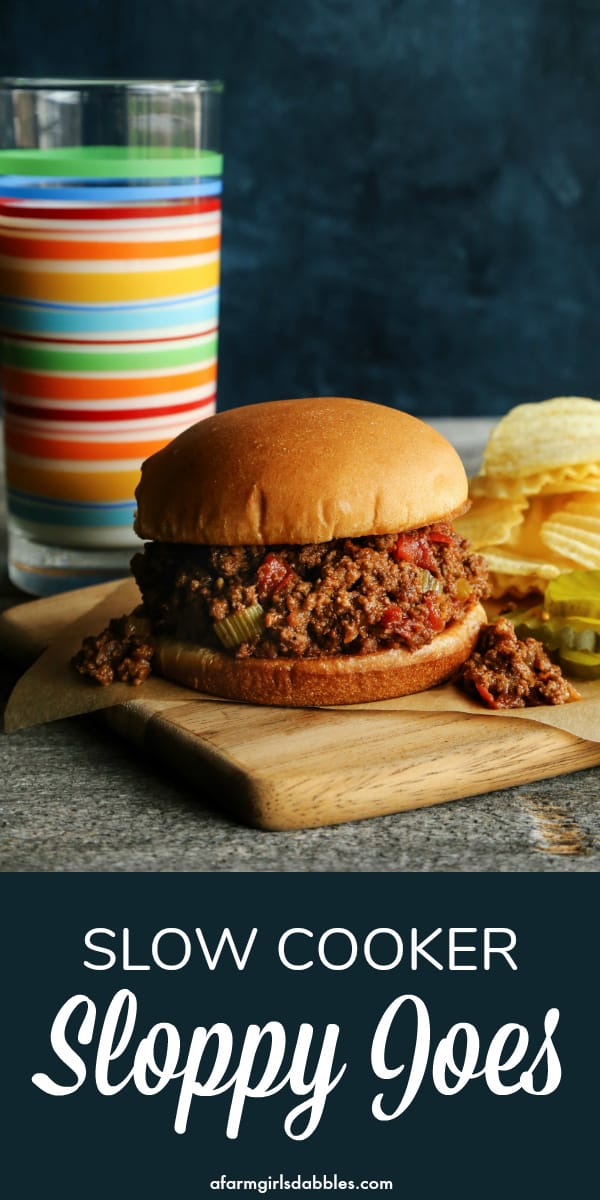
152,602 -> 487,707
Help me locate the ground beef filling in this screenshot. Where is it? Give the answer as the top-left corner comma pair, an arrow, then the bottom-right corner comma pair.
72,614 -> 154,687
130,521 -> 489,660
458,617 -> 580,709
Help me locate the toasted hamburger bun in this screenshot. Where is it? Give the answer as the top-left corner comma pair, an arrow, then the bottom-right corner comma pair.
152,601 -> 487,707
135,396 -> 469,545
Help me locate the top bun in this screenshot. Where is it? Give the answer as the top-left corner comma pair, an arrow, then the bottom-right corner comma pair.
134,397 -> 468,545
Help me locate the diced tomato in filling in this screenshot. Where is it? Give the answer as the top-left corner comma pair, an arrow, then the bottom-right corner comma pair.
380,604 -> 414,639
391,531 -> 437,573
391,524 -> 455,573
424,592 -> 445,632
428,527 -> 454,545
381,604 -> 403,630
257,552 -> 294,598
474,679 -> 497,708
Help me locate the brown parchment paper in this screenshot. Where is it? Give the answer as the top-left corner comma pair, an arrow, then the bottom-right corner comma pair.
3,578 -> 600,742
2,579 -> 207,732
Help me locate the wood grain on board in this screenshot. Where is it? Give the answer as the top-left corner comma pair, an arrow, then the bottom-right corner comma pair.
2,582 -> 600,830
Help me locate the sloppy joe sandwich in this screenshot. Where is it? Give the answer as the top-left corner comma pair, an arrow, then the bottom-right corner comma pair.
74,397 -> 490,705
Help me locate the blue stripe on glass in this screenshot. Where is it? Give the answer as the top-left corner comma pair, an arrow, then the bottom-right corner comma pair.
0,180 -> 222,200
8,489 -> 136,527
0,293 -> 220,334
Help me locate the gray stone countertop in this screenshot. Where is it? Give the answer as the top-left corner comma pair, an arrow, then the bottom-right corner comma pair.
1,418 -> 599,873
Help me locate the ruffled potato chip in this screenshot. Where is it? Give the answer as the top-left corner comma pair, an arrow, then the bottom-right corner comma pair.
454,496 -> 526,549
471,462 -> 600,498
541,497 -> 600,569
504,494 -> 572,556
482,548 -> 579,598
473,497 -> 592,597
489,572 -> 550,599
467,398 -> 600,595
481,396 -> 600,477
484,573 -> 549,600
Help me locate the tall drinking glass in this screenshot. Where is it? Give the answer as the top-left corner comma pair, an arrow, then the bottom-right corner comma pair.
0,78 -> 223,594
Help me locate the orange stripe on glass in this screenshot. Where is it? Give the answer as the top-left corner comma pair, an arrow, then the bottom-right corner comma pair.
2,362 -> 217,400
4,426 -> 172,461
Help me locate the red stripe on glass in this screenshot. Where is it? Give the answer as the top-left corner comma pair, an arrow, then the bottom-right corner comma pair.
0,198 -> 221,220
5,394 -> 216,422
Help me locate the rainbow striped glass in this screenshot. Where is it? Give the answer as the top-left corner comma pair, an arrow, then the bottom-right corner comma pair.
0,80 -> 223,594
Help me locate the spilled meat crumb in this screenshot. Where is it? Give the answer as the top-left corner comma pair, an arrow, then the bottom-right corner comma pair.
457,618 -> 581,708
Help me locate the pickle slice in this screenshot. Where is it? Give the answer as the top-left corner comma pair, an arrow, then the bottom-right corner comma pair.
510,613 -> 599,653
213,604 -> 265,649
558,647 -> 600,679
548,613 -> 600,631
545,568 -> 600,620
507,572 -> 600,672
513,616 -> 561,651
567,627 -> 596,652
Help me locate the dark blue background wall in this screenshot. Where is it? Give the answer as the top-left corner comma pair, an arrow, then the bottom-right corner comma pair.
3,0 -> 600,416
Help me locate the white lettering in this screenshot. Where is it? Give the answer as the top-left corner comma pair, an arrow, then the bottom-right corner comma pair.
484,928 -> 518,971
32,989 -> 345,1140
278,928 -> 313,971
363,929 -> 404,971
371,994 -> 430,1119
152,929 -> 192,971
410,929 -> 443,971
318,929 -> 358,972
31,994 -> 95,1095
520,1008 -> 562,1095
448,929 -> 478,971
83,928 -> 117,971
123,928 -> 150,972
194,927 -> 258,971
371,997 -> 562,1118
432,1023 -> 483,1093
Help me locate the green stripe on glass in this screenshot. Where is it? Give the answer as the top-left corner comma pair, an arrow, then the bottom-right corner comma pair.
0,146 -> 223,178
2,336 -> 218,371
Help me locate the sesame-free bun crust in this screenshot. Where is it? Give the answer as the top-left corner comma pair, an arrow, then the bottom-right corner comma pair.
135,397 -> 468,545
152,602 -> 486,707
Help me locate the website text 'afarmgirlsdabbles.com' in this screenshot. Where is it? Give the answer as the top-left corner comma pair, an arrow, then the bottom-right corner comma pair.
209,1176 -> 393,1193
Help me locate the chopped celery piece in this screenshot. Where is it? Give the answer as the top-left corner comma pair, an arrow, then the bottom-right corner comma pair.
214,604 -> 264,649
419,568 -> 443,594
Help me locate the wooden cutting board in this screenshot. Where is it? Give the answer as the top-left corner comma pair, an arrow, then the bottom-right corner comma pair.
2,581 -> 600,830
